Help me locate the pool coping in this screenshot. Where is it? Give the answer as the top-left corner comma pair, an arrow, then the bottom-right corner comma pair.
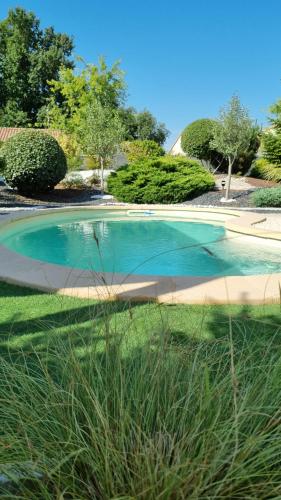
0,205 -> 280,304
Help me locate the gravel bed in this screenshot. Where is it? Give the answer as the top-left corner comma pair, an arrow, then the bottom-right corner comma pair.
0,186 -> 107,208
0,185 -> 276,212
181,189 -> 256,208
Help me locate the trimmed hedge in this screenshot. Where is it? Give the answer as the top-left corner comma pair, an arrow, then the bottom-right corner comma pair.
121,140 -> 165,163
181,119 -> 217,162
107,156 -> 215,203
1,131 -> 67,195
251,158 -> 281,183
251,187 -> 281,207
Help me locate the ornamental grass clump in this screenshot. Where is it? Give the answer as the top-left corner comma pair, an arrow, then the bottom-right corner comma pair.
251,158 -> 281,183
1,302 -> 281,498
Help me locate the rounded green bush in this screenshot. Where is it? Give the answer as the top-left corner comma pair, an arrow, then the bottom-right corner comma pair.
108,156 -> 215,203
121,139 -> 165,163
181,119 -> 218,161
1,131 -> 67,195
251,187 -> 281,207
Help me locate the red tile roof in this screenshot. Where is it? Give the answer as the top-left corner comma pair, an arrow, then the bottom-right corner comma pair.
0,127 -> 61,142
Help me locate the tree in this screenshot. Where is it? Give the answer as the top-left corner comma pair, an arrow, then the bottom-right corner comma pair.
136,110 -> 168,145
211,96 -> 256,200
181,119 -> 223,169
262,132 -> 281,165
0,7 -> 74,126
78,99 -> 125,192
44,58 -> 126,133
118,107 -> 169,145
259,97 -> 281,166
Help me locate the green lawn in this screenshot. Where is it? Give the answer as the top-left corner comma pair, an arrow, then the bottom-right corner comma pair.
1,281 -> 281,498
1,281 -> 280,358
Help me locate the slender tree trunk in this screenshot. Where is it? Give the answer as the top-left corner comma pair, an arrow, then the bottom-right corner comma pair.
225,156 -> 233,201
100,157 -> 104,195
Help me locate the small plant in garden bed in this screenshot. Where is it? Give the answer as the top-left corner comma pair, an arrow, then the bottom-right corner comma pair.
251,186 -> 281,207
107,156 -> 215,203
60,173 -> 85,189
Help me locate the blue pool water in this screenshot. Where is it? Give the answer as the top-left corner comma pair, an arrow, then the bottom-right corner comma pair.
0,211 -> 280,276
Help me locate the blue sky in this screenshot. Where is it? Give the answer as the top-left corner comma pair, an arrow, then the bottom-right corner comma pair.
1,0 -> 281,148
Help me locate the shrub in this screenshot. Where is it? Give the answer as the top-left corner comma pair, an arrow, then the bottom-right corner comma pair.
108,156 -> 215,203
83,155 -> 99,169
251,186 -> 281,207
262,131 -> 281,165
121,139 -> 165,163
181,119 -> 218,163
250,158 -> 281,183
60,173 -> 85,189
56,133 -> 82,171
1,131 -> 67,195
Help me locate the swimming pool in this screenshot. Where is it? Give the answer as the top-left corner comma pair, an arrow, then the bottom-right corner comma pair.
0,209 -> 280,277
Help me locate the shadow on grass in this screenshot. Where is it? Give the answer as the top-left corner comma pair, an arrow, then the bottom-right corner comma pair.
0,282 -> 156,370
1,281 -> 281,372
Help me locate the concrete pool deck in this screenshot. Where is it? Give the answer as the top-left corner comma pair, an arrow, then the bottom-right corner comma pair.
0,205 -> 280,304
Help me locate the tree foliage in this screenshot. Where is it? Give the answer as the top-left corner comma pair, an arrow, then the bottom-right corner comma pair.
211,96 -> 256,160
0,7 -> 74,126
44,58 -> 126,134
56,133 -> 82,170
78,99 -> 125,191
118,107 -> 169,145
121,140 -> 165,163
256,95 -> 281,169
211,96 -> 257,199
262,131 -> 281,166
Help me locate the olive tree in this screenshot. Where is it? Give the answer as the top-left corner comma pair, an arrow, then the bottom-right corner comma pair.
79,99 -> 125,192
211,96 -> 256,200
